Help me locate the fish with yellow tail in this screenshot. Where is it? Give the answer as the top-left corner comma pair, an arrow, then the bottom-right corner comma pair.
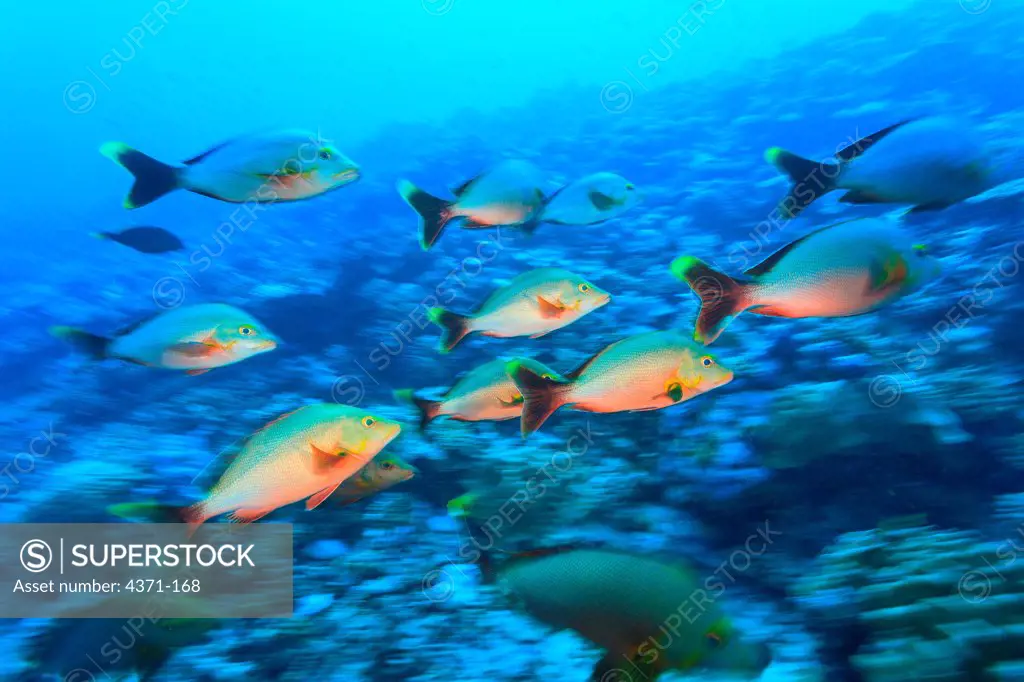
50,302 -> 279,375
428,267 -> 611,353
179,404 -> 401,532
394,356 -> 563,429
100,129 -> 360,209
670,218 -> 942,345
506,330 -> 733,437
473,545 -> 772,681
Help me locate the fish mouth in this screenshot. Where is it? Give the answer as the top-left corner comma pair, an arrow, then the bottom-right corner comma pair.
596,293 -> 612,307
333,168 -> 361,184
256,338 -> 278,351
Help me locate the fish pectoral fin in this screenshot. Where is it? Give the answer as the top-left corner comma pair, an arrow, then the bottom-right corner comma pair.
169,341 -> 222,358
588,190 -> 617,211
186,369 -> 211,376
306,483 -> 342,510
310,443 -> 347,474
498,393 -> 525,407
665,382 -> 684,402
227,508 -> 271,524
536,295 -> 567,318
869,253 -> 909,292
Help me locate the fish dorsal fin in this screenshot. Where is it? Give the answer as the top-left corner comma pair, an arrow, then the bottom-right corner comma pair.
113,310 -> 165,338
250,407 -> 305,438
565,353 -> 600,381
744,219 -> 866,277
451,174 -> 482,197
183,139 -> 235,165
503,543 -> 594,567
835,118 -> 919,162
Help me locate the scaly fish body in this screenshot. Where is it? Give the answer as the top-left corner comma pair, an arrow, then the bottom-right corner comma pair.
507,331 -> 732,435
184,404 -> 401,527
398,159 -> 550,249
397,357 -> 562,428
836,117 -> 998,205
672,218 -> 942,344
100,129 -> 360,209
51,303 -> 278,373
539,172 -> 639,226
766,116 -> 1013,217
428,268 -> 611,352
489,547 -> 771,680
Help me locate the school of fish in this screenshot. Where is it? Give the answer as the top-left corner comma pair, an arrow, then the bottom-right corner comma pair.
49,113 -> 1019,681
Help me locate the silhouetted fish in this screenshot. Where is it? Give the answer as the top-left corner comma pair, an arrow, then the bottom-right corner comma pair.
92,226 -> 185,253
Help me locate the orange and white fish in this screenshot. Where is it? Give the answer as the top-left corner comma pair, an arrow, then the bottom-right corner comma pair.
507,330 -> 733,437
428,267 -> 611,353
397,159 -> 550,249
50,303 -> 278,375
100,129 -> 360,209
180,404 -> 402,531
671,218 -> 942,345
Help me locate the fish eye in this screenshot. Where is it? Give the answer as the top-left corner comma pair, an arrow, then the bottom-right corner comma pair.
318,148 -> 332,161
238,326 -> 255,336
700,356 -> 715,368
705,632 -> 723,649
578,283 -> 591,293
361,416 -> 376,428
380,461 -> 394,470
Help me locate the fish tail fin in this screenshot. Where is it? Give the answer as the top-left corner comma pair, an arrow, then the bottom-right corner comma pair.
428,307 -> 473,353
505,359 -> 572,438
393,389 -> 444,430
397,180 -> 454,250
177,502 -> 208,539
100,142 -> 182,209
764,146 -> 839,219
49,326 -> 111,360
670,256 -> 753,345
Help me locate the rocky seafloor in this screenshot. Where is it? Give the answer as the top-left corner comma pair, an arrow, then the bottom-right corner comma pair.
4,1 -> 1024,680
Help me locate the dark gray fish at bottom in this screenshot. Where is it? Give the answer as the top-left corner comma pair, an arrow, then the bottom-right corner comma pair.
92,226 -> 185,254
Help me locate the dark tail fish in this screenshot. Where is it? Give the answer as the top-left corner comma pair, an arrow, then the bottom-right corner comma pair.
670,256 -> 753,345
505,359 -> 573,437
765,119 -> 916,218
428,307 -> 473,353
393,389 -> 443,430
397,180 -> 454,250
49,326 -> 111,360
100,142 -> 182,209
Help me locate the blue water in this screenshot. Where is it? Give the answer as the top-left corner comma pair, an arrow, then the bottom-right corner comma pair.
3,0 -> 1024,680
